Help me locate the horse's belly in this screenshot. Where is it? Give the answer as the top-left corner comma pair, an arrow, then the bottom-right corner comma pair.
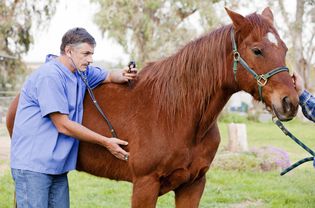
77,142 -> 132,182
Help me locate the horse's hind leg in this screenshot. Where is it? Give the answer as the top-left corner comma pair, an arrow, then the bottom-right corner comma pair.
132,176 -> 160,208
174,176 -> 206,208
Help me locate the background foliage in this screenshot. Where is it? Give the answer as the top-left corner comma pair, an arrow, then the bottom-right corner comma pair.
1,0 -> 314,92
91,0 -> 315,90
91,0 -> 220,66
0,0 -> 58,90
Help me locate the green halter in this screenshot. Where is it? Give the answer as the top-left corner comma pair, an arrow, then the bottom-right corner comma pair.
230,28 -> 289,101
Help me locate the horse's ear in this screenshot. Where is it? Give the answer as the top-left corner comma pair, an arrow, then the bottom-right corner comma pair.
261,7 -> 274,25
225,7 -> 248,29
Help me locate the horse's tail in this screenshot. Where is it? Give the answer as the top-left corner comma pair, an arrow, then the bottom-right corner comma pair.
6,94 -> 19,138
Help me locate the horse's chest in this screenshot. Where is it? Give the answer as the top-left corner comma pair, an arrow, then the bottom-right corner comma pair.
159,144 -> 216,194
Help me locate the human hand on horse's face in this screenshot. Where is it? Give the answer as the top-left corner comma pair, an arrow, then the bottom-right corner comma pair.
292,72 -> 305,96
106,67 -> 138,83
103,137 -> 129,161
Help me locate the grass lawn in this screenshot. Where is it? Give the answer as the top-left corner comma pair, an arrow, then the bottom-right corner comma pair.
1,120 -> 314,207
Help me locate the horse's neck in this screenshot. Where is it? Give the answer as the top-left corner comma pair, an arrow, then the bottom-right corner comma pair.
135,26 -> 239,131
137,65 -> 233,121
196,86 -> 235,137
134,68 -> 236,133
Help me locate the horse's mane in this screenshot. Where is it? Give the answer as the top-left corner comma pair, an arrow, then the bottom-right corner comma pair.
136,12 -> 273,120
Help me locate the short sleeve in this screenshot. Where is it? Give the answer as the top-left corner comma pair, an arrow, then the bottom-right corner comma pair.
36,76 -> 69,117
86,66 -> 108,89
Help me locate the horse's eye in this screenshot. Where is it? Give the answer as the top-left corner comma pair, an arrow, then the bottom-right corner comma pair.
252,48 -> 262,56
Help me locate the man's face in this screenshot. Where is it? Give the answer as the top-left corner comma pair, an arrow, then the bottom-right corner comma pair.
69,42 -> 94,71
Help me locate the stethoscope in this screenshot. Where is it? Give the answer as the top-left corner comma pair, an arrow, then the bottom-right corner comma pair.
67,55 -> 119,138
67,55 -> 88,83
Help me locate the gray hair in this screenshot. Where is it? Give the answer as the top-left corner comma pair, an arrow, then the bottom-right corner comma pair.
60,27 -> 96,54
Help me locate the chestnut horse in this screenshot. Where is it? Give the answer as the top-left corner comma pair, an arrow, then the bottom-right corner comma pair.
6,8 -> 299,208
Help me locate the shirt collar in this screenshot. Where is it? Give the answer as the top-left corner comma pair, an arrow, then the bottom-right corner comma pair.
45,54 -> 76,78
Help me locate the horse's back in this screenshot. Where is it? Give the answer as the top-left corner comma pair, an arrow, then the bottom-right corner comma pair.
6,94 -> 19,138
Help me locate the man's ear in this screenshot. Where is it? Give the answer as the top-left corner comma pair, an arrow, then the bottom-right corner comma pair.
64,46 -> 72,57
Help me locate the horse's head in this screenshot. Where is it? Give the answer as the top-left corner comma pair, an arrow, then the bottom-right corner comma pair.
226,7 -> 299,121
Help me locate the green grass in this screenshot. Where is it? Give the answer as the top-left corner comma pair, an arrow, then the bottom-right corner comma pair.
1,120 -> 314,207
1,169 -> 314,208
203,169 -> 315,208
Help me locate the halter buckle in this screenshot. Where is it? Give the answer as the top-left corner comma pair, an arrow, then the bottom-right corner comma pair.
233,51 -> 240,61
257,75 -> 267,86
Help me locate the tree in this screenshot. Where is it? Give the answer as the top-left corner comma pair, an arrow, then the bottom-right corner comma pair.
276,0 -> 315,90
0,0 -> 58,91
91,0 -> 220,66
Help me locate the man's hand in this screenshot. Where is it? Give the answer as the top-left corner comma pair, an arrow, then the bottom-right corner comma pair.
102,137 -> 129,161
49,113 -> 129,161
105,67 -> 138,83
292,72 -> 305,95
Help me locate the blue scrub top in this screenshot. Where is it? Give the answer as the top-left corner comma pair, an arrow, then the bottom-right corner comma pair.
11,54 -> 108,174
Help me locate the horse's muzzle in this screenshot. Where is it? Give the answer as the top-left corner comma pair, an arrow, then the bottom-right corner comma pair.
272,96 -> 298,121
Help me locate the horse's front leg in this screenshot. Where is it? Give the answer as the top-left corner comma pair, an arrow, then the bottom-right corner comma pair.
174,176 -> 206,208
132,175 -> 160,208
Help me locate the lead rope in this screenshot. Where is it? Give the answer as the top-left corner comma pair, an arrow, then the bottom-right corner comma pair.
272,116 -> 315,175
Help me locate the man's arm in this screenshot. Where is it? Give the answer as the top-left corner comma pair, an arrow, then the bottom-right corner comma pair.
49,112 -> 129,160
299,90 -> 315,122
104,67 -> 137,83
292,72 -> 315,122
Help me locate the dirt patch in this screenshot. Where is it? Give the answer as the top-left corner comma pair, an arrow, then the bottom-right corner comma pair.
0,136 -> 10,175
229,200 -> 264,208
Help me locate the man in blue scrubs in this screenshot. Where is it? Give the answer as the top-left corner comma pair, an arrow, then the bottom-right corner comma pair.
11,27 -> 137,208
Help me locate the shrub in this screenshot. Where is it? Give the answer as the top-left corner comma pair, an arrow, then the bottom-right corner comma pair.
211,146 -> 290,172
211,151 -> 261,171
251,146 -> 291,171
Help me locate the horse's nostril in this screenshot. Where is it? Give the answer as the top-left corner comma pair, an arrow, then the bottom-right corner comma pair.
282,96 -> 291,113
